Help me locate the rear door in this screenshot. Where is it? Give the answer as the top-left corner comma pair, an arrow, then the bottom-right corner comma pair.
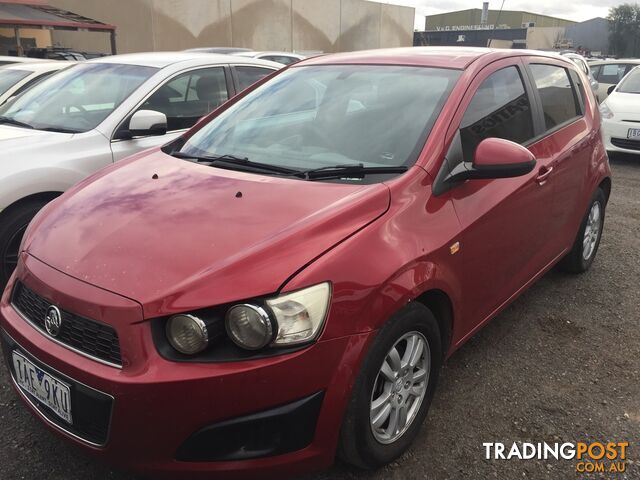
523,57 -> 592,255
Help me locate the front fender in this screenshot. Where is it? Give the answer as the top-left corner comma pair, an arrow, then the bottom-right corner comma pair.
280,168 -> 464,345
0,167 -> 84,213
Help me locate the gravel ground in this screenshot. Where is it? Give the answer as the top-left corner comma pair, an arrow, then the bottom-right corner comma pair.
0,156 -> 638,480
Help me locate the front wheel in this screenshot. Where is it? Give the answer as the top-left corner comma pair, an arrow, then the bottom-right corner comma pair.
0,200 -> 48,290
558,188 -> 607,273
338,302 -> 442,469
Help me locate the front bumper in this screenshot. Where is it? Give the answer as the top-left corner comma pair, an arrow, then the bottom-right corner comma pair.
0,255 -> 373,479
602,117 -> 640,154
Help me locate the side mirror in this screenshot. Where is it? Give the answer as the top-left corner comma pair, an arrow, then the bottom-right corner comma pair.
129,110 -> 167,137
607,84 -> 617,95
470,137 -> 536,179
438,138 -> 536,193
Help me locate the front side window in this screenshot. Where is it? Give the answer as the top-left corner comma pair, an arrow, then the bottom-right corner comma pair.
180,65 -> 461,176
0,69 -> 31,96
235,66 -> 274,91
617,67 -> 640,94
459,66 -> 534,161
0,63 -> 157,133
140,67 -> 228,131
530,64 -> 580,131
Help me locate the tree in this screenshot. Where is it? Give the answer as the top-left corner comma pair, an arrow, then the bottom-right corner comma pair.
608,3 -> 640,57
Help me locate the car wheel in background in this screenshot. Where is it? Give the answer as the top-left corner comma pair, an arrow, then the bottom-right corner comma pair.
0,200 -> 48,289
338,302 -> 442,469
558,188 -> 607,274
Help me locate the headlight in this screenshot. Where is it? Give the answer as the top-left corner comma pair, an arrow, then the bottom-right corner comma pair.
267,282 -> 330,346
599,102 -> 614,119
224,282 -> 331,351
225,304 -> 274,350
166,314 -> 209,355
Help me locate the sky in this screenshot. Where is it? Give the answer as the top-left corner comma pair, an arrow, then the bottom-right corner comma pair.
373,0 -> 621,29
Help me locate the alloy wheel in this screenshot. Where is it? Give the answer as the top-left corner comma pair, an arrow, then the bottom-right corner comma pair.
370,331 -> 430,445
583,201 -> 602,261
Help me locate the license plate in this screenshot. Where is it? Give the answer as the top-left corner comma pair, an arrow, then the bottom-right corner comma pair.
627,128 -> 640,139
12,351 -> 72,424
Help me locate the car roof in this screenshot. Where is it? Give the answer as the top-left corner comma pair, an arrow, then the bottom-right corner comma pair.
87,51 -> 280,69
296,47 -> 571,70
1,61 -> 73,73
590,59 -> 640,65
237,51 -> 304,58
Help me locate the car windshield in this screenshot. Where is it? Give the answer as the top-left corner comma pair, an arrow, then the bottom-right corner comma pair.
0,63 -> 157,132
617,68 -> 640,94
180,65 -> 461,176
0,68 -> 31,96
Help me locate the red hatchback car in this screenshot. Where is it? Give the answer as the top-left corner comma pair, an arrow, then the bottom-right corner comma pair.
1,48 -> 610,478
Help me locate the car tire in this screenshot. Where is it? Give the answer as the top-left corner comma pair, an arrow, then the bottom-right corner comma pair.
557,188 -> 607,274
338,302 -> 442,469
0,200 -> 47,289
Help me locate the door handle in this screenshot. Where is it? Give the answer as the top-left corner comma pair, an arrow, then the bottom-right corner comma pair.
536,166 -> 554,184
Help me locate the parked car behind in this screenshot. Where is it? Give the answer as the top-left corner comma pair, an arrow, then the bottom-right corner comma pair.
0,56 -> 44,67
562,52 -> 600,100
589,59 -> 640,100
0,52 -> 280,287
186,47 -> 253,54
600,65 -> 640,154
235,50 -> 306,65
0,47 -> 611,479
0,61 -> 73,106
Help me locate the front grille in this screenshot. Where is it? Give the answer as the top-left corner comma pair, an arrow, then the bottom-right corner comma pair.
611,137 -> 640,151
1,331 -> 113,446
11,282 -> 122,367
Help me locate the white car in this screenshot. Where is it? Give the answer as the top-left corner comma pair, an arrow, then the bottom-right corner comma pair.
235,51 -> 306,65
589,59 -> 640,100
0,61 -> 73,106
0,52 -> 280,286
0,56 -> 44,67
600,66 -> 640,155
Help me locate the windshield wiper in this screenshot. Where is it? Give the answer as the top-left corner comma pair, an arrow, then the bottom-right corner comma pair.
294,163 -> 409,180
38,127 -> 82,134
171,151 -> 300,175
0,116 -> 33,129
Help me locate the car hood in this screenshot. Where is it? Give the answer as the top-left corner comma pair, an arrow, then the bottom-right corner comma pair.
0,125 -> 73,147
606,92 -> 640,114
25,150 -> 390,317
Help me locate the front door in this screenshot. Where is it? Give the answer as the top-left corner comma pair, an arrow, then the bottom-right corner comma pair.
442,59 -> 557,339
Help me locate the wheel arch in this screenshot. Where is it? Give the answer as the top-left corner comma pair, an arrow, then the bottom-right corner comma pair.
598,176 -> 612,203
413,289 -> 454,359
0,191 -> 62,221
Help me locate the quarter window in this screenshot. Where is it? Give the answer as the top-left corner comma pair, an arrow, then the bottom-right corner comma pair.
530,64 -> 580,131
140,67 -> 228,131
459,66 -> 534,162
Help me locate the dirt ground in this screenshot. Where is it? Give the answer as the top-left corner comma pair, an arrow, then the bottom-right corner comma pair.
0,156 -> 638,480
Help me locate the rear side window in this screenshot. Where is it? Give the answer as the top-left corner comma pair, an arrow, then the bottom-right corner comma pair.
459,66 -> 534,161
235,66 -> 274,91
596,63 -> 626,84
529,64 -> 580,131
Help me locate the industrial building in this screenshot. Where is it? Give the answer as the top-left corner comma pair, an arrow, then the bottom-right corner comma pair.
424,6 -> 575,31
0,0 -> 416,56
